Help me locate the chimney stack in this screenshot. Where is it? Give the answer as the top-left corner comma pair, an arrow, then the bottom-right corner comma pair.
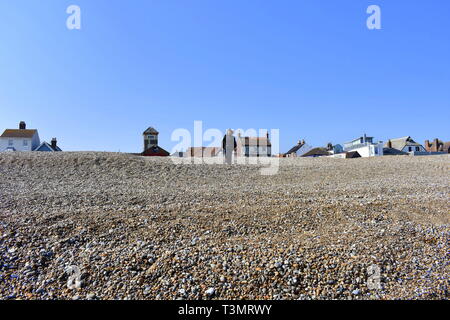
51,138 -> 57,150
327,143 -> 333,151
424,140 -> 430,151
387,140 -> 392,148
19,121 -> 26,130
433,138 -> 439,152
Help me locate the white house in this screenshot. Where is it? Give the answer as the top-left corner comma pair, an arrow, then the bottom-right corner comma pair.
343,134 -> 383,157
236,132 -> 272,157
0,122 -> 40,152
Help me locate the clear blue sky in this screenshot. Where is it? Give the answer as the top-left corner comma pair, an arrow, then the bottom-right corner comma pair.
1,0 -> 449,152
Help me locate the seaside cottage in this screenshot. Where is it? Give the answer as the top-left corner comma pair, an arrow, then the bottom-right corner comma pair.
0,122 -> 40,152
35,138 -> 62,152
384,136 -> 426,153
236,132 -> 272,157
284,140 -> 313,157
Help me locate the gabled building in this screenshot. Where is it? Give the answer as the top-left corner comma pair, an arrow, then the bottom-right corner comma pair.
384,136 -> 426,153
35,138 -> 62,152
236,132 -> 272,157
141,126 -> 169,157
0,122 -> 40,152
284,140 -> 313,157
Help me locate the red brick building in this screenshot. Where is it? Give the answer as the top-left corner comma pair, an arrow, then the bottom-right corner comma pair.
424,139 -> 450,153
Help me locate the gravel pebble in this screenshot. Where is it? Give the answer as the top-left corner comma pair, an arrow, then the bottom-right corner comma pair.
0,152 -> 448,300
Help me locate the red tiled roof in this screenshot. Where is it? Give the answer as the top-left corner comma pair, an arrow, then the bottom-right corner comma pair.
240,137 -> 272,147
142,146 -> 169,157
1,129 -> 38,138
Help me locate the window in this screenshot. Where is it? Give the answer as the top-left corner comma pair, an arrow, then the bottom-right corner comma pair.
408,147 -> 412,152
8,140 -> 13,146
416,147 -> 420,151
23,140 -> 28,146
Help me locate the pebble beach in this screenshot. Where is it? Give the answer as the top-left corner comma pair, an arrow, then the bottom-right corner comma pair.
0,152 -> 448,300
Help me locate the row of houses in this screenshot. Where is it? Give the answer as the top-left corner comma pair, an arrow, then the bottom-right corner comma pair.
282,134 -> 449,158
138,126 -> 449,159
140,127 -> 272,158
1,122 -> 448,158
0,122 -> 61,152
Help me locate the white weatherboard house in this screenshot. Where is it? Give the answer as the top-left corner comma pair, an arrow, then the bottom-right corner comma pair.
0,122 -> 40,152
343,134 -> 383,157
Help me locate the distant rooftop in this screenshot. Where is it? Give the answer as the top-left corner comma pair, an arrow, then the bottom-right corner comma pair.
1,129 -> 38,139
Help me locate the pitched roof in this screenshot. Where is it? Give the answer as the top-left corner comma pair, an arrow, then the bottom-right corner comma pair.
385,136 -> 423,150
35,141 -> 62,152
143,127 -> 159,135
142,146 -> 169,156
345,151 -> 361,158
301,147 -> 330,157
187,147 -> 221,157
285,141 -> 305,155
1,129 -> 38,138
239,137 -> 272,147
383,147 -> 408,156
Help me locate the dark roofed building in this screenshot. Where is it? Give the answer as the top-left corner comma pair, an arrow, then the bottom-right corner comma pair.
300,147 -> 331,158
141,126 -> 169,157
345,151 -> 361,158
284,140 -> 314,157
142,146 -> 170,157
383,148 -> 408,156
285,140 -> 305,155
35,138 -> 62,152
